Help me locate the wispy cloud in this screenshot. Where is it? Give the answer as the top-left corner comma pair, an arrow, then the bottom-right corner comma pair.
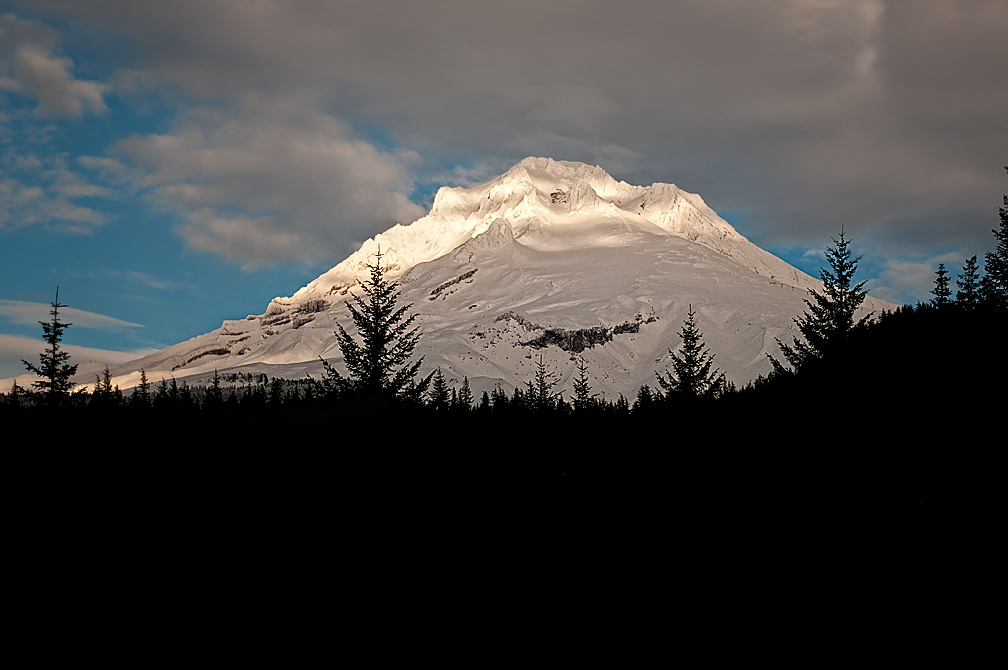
0,333 -> 155,386
0,300 -> 143,331
101,102 -> 425,267
0,37 -> 107,119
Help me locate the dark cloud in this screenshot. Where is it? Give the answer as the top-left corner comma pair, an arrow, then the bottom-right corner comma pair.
11,0 -> 1008,300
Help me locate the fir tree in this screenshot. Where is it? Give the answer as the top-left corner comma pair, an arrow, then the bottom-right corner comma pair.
457,376 -> 474,410
324,246 -> 428,401
428,367 -> 449,410
930,263 -> 952,307
633,384 -> 656,413
9,380 -> 26,409
132,368 -> 152,409
526,353 -> 561,410
956,256 -> 981,310
490,384 -> 509,411
205,369 -> 223,411
22,287 -> 79,406
657,304 -> 725,398
572,357 -> 595,411
91,366 -> 123,408
772,229 -> 871,371
980,167 -> 1008,312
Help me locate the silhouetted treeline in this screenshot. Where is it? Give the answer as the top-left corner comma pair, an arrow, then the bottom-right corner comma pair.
8,173 -> 1005,558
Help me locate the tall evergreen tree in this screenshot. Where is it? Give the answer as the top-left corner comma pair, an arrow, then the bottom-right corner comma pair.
324,247 -> 429,401
457,376 -> 474,410
129,369 -> 152,409
572,357 -> 595,411
657,305 -> 725,398
930,263 -> 952,307
526,354 -> 562,410
91,366 -> 123,408
980,166 -> 1008,312
633,384 -> 656,413
772,229 -> 871,371
428,367 -> 449,410
490,384 -> 509,411
956,256 -> 981,310
22,287 -> 79,406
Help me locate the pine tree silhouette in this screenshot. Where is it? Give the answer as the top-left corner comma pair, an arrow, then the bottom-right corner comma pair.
773,229 -> 871,371
457,376 -> 474,410
324,246 -> 429,402
980,166 -> 1008,312
656,304 -> 725,398
931,263 -> 952,307
572,357 -> 596,411
956,256 -> 980,310
526,353 -> 562,410
428,367 -> 449,409
22,287 -> 78,406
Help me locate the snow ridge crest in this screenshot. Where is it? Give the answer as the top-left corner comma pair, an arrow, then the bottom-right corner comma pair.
291,157 -> 744,303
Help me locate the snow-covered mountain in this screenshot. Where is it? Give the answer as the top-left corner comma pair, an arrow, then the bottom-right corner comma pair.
90,157 -> 894,398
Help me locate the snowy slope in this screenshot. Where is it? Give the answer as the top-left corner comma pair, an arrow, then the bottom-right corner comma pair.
88,157 -> 894,398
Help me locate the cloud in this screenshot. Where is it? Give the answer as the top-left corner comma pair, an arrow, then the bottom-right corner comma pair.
0,170 -> 111,231
0,333 -> 155,386
0,300 -> 143,331
1,14 -> 108,119
102,102 -> 425,267
9,1 -> 1008,280
0,46 -> 108,118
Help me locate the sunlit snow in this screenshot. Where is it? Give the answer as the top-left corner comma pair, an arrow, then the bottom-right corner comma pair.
78,157 -> 894,398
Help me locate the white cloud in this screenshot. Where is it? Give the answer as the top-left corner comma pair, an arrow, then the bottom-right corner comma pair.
0,46 -> 107,118
0,300 -> 143,331
0,333 -> 155,390
868,251 -> 976,305
105,102 -> 426,267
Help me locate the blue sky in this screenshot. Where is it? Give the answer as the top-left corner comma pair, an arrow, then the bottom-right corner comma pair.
2,1 -> 1006,380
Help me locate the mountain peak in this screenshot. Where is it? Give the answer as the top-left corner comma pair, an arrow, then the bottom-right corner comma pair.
294,158 -> 749,302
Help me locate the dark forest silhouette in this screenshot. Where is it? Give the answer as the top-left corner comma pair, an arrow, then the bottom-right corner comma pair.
5,169 -> 1006,547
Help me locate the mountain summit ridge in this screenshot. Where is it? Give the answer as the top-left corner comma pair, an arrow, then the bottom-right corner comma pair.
58,157 -> 894,397
288,157 -> 776,307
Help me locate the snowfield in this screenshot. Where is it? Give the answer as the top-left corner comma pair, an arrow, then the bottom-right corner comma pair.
43,157 -> 896,399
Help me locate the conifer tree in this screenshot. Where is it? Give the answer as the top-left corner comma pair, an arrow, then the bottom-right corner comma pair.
22,287 -> 79,406
457,376 -> 474,410
633,384 -> 655,413
205,369 -> 223,410
956,256 -> 980,310
657,305 -> 725,398
91,366 -> 123,408
772,229 -> 871,371
428,367 -> 449,410
490,384 -> 509,411
526,353 -> 561,410
324,246 -> 428,401
930,263 -> 952,307
980,167 -> 1008,312
133,368 -> 152,408
572,357 -> 595,411
9,380 -> 25,409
